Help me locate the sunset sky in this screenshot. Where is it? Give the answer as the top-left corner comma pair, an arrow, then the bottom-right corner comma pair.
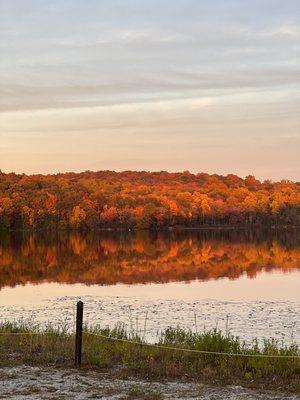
0,0 -> 299,180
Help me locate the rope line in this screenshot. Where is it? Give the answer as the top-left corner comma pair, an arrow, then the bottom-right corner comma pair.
83,331 -> 300,359
0,332 -> 62,336
1,331 -> 298,359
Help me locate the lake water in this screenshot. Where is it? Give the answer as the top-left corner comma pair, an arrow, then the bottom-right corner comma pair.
0,229 -> 299,345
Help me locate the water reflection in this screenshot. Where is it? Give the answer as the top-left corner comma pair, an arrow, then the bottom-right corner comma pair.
0,230 -> 299,289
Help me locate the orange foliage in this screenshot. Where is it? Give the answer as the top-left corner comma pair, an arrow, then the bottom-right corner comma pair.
0,170 -> 299,230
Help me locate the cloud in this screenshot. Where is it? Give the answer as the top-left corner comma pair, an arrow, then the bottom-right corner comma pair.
260,23 -> 300,38
0,0 -> 299,180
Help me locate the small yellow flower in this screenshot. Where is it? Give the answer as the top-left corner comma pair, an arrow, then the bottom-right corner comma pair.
147,354 -> 154,364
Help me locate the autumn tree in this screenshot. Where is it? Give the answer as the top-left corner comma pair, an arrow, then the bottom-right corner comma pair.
0,170 -> 299,230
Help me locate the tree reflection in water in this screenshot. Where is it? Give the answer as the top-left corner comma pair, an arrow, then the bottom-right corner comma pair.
0,229 -> 299,288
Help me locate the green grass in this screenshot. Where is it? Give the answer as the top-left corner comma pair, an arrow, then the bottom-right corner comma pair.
0,322 -> 299,392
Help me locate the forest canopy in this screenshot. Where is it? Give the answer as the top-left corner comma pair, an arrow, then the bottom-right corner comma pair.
0,170 -> 299,230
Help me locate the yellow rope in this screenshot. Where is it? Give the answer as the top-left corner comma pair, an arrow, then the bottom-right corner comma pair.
1,330 -> 298,359
0,332 -> 56,336
83,331 -> 300,359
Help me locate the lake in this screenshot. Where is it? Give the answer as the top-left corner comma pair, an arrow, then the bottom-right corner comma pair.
0,229 -> 299,345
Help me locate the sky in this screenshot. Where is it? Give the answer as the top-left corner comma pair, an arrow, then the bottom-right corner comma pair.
0,0 -> 299,181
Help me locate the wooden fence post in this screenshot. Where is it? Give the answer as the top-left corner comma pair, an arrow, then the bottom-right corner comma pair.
75,301 -> 83,368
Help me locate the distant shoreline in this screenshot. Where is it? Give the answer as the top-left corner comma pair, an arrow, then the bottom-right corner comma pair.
1,224 -> 300,234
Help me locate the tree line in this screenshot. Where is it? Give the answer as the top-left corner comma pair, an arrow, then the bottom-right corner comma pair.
0,170 -> 299,230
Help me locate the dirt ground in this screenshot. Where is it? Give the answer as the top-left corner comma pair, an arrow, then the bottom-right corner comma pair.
0,366 -> 298,400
